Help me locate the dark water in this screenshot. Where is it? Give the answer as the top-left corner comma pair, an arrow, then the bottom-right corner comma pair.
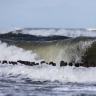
0,32 -> 70,41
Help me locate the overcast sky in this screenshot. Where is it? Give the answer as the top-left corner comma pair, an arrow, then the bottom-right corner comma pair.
0,0 -> 96,29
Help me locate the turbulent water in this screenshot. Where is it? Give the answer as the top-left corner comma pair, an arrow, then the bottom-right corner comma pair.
0,28 -> 96,96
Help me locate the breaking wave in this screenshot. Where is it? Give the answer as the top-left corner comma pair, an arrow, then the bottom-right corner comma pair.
0,28 -> 96,37
0,37 -> 96,65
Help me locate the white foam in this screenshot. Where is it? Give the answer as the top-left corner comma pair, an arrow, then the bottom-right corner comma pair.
0,41 -> 41,62
87,28 -> 96,31
19,29 -> 96,37
0,28 -> 22,34
0,64 -> 96,83
0,28 -> 96,37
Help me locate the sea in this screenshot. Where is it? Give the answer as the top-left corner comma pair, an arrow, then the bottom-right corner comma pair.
0,28 -> 96,96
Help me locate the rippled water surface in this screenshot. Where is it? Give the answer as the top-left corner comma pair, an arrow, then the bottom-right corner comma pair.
0,76 -> 96,96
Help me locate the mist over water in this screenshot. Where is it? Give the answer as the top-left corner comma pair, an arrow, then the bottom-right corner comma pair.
0,28 -> 96,96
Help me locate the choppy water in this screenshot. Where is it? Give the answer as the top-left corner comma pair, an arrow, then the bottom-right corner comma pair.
0,28 -> 96,96
1,78 -> 96,96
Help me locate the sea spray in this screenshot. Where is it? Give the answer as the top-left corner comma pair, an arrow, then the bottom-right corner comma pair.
0,41 -> 42,62
0,64 -> 96,83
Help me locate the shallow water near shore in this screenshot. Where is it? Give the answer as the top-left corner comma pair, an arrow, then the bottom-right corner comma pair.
1,78 -> 96,96
0,28 -> 96,96
0,64 -> 96,96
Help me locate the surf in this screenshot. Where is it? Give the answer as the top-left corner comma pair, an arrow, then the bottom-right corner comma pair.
0,37 -> 96,66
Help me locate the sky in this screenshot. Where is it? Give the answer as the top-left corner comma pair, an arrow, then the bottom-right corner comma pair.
0,0 -> 96,29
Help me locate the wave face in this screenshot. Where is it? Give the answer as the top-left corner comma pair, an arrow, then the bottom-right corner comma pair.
1,38 -> 95,64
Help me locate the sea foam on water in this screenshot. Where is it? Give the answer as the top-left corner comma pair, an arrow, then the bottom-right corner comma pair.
0,41 -> 41,62
0,63 -> 96,83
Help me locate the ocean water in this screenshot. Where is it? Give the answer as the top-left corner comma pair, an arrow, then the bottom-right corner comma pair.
0,28 -> 96,96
